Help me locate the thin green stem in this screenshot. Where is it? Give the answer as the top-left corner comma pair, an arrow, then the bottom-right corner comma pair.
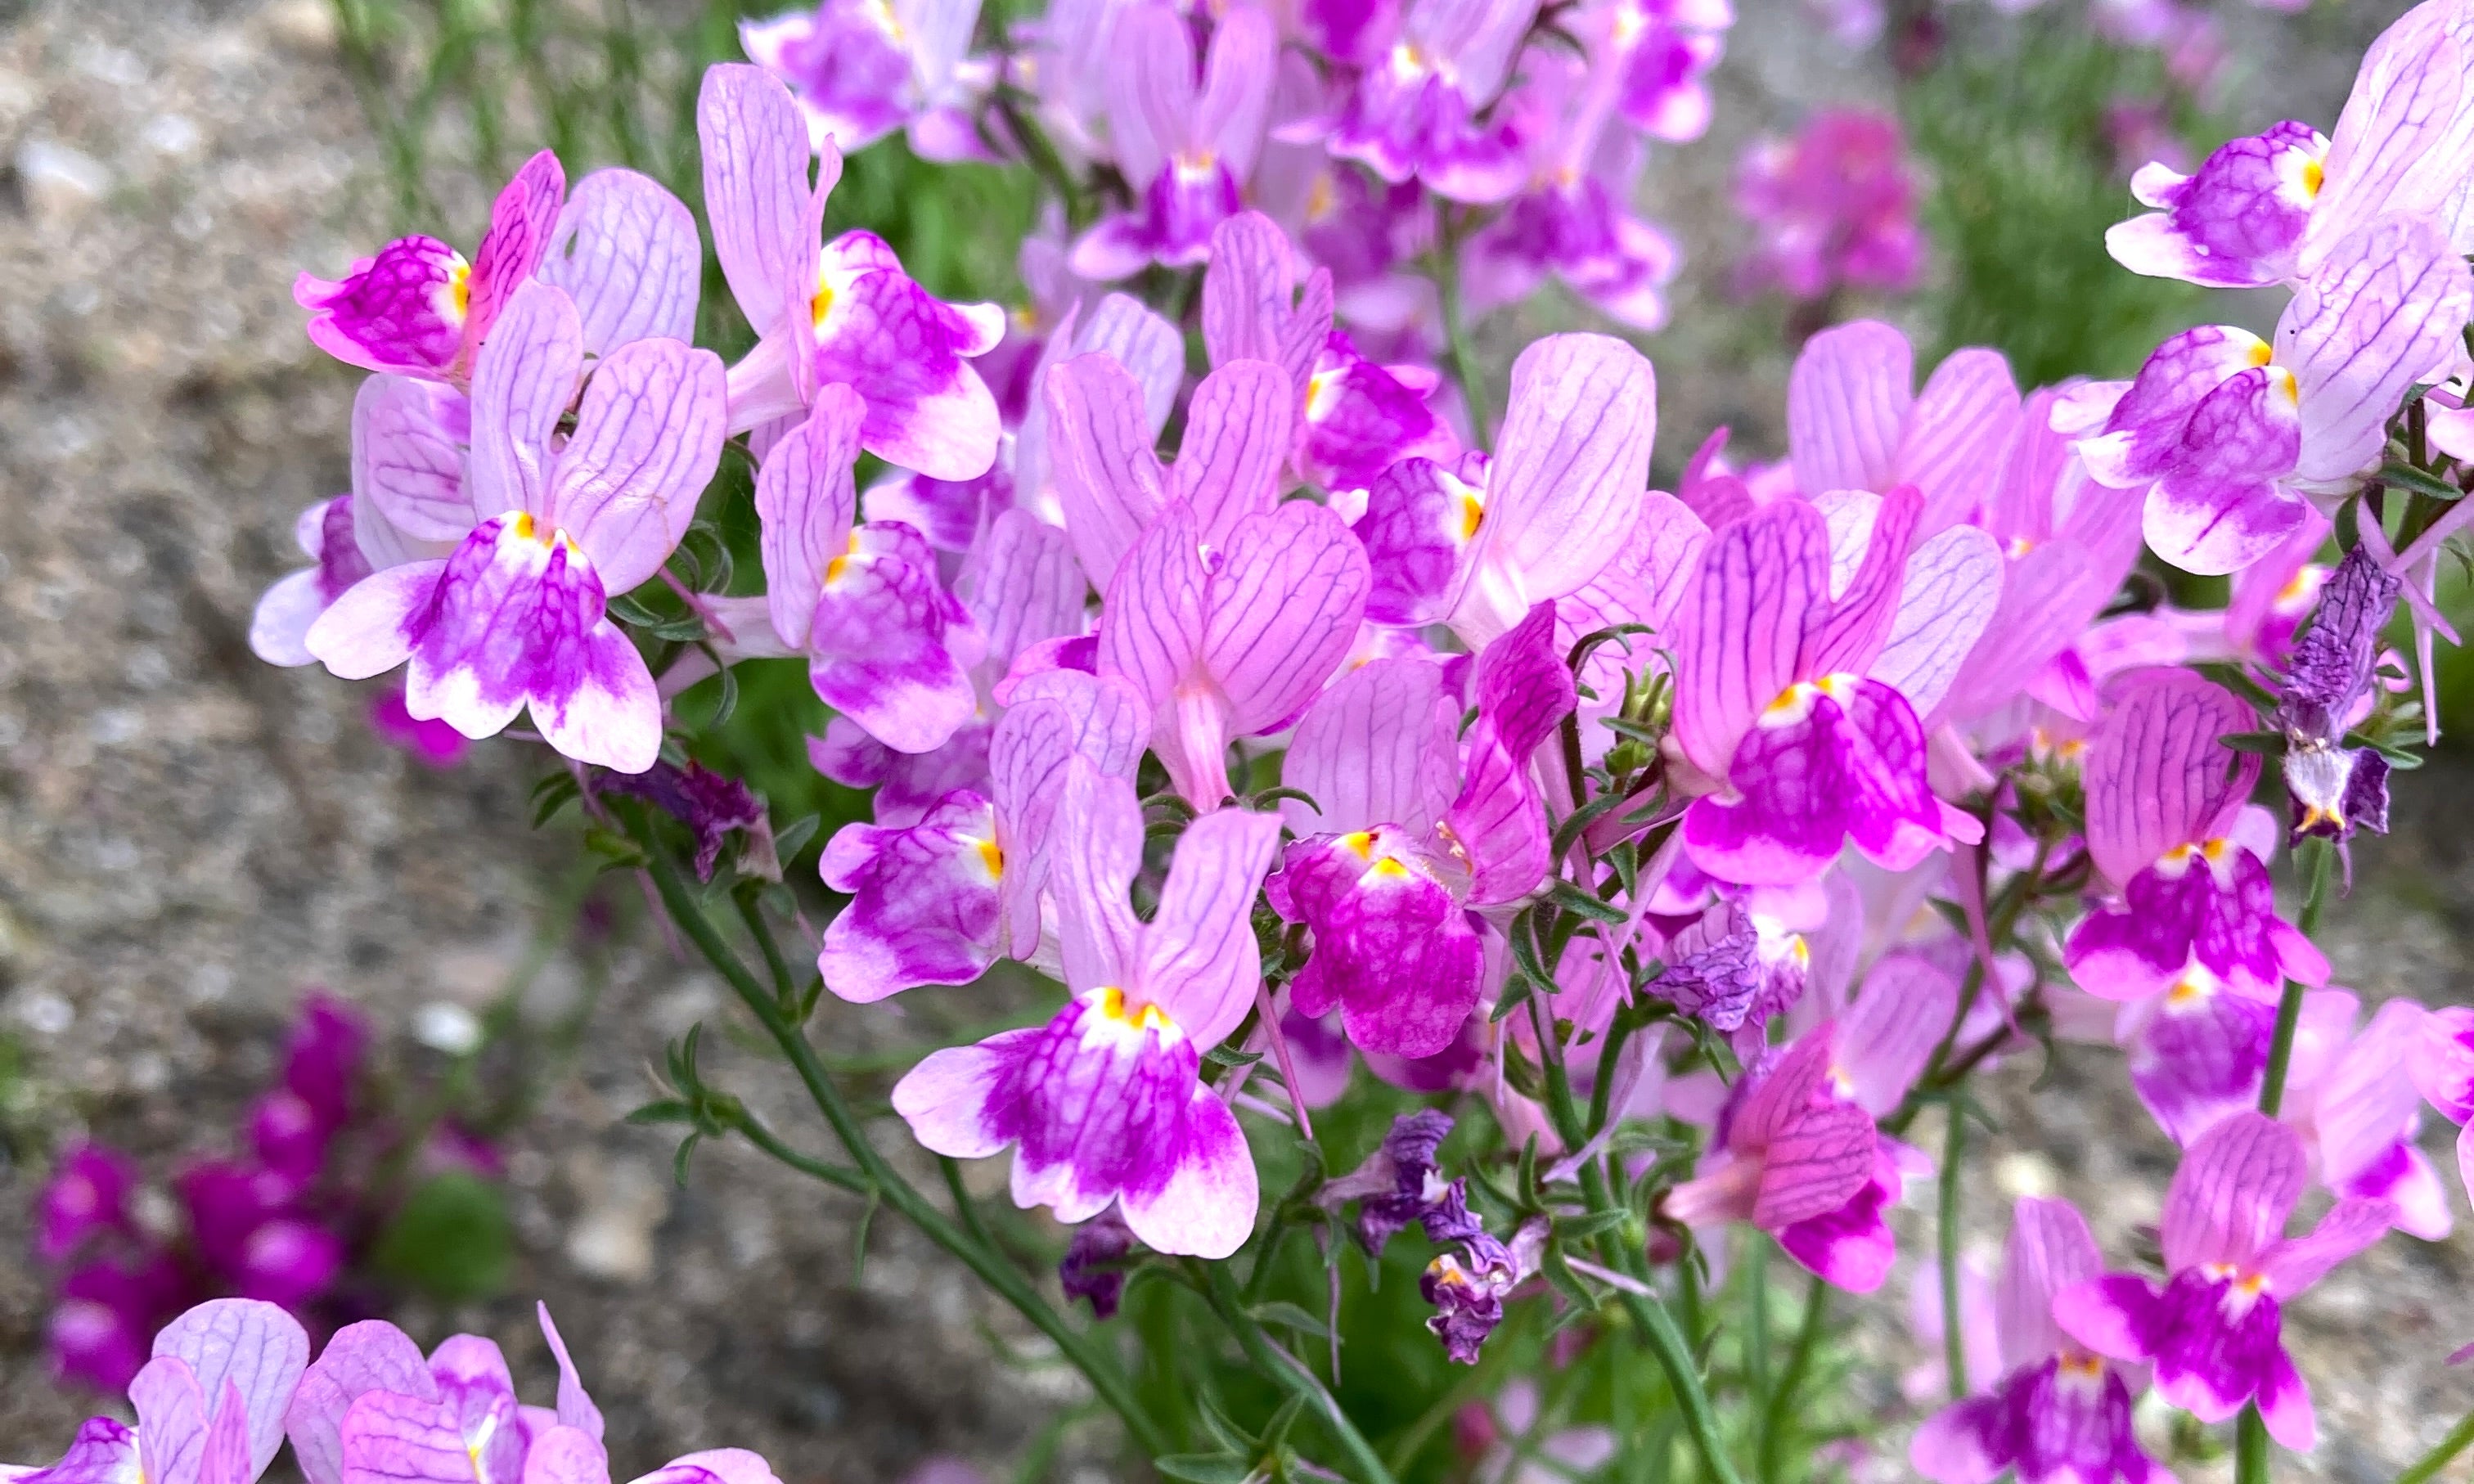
1194,1260 -> 1400,1484
621,807 -> 1171,1458
733,1110 -> 869,1194
2236,836 -> 2337,1480
1757,1279 -> 1831,1484
1743,1235 -> 1770,1404
2398,1408 -> 2474,1484
1433,212 -> 1493,444
1939,1109 -> 1968,1401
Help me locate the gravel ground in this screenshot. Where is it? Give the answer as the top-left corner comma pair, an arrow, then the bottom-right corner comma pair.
0,0 -> 2465,1479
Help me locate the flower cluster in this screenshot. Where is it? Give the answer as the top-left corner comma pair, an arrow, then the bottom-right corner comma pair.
35,995 -> 502,1394
7,1297 -> 776,1484
241,0 -> 2474,1474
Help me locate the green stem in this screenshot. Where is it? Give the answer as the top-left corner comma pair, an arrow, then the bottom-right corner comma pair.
732,1109 -> 869,1194
1939,1110 -> 1968,1401
1195,1260 -> 1401,1484
1743,1235 -> 1770,1404
2398,1408 -> 2474,1484
623,808 -> 1170,1458
2235,1407 -> 2271,1484
1757,1279 -> 1831,1484
1433,214 -> 1493,444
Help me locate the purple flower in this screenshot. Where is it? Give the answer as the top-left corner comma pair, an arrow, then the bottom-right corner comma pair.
1786,322 -> 2025,534
2280,994 -> 2450,1240
1353,334 -> 1658,646
1911,1198 -> 2169,1484
1069,4 -> 1279,278
594,761 -> 768,881
2063,672 -> 2328,1003
295,152 -> 565,384
1606,0 -> 1732,143
1059,1209 -> 1137,1319
1095,496 -> 1371,807
1320,1109 -> 1457,1256
1201,210 -> 1335,412
2077,214 -> 2472,575
21,1300 -> 311,1484
2107,122 -> 2330,290
1269,604 -> 1574,1057
1328,0 -> 1540,205
1734,109 -> 1923,303
893,763 -> 1282,1257
1663,964 -> 1951,1293
38,1144 -> 139,1265
740,0 -> 987,158
1298,331 -> 1460,492
2054,1112 -> 2392,1450
304,281 -> 727,775
367,685 -> 472,767
821,790 -> 1006,1001
2276,545 -> 2401,843
1669,488 -> 1995,888
699,64 -> 1005,479
47,1254 -> 187,1395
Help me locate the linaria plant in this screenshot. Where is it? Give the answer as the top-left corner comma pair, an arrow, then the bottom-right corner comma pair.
30,0 -> 2474,1480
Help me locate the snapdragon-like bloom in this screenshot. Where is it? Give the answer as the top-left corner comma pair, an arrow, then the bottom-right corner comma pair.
1734,109 -> 1923,303
1671,487 -> 1996,887
2077,214 -> 2472,574
740,0 -> 986,160
1912,1199 -> 2169,1484
2064,671 -> 2328,1003
1327,0 -> 1539,204
1663,955 -> 1953,1291
699,64 -> 1004,479
1785,321 -> 2023,535
1069,3 -> 1278,277
1095,494 -> 1371,807
1270,602 -> 1575,1057
305,281 -> 726,774
16,1300 -> 309,1484
892,763 -> 1282,1257
1354,333 -> 1658,647
1295,330 -> 1460,493
2279,993 -> 2451,1239
2110,0 -> 2474,289
1606,0 -> 1733,142
2055,1112 -> 2392,1449
2276,545 -> 2401,843
295,152 -> 565,384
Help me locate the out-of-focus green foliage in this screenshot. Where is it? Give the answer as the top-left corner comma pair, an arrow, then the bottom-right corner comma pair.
371,1170 -> 518,1302
1905,15 -> 2209,384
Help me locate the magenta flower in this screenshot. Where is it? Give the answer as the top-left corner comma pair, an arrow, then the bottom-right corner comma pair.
740,0 -> 986,159
2112,0 -> 2474,289
699,64 -> 1004,479
2063,671 -> 2328,1004
1605,0 -> 1732,143
1911,1198 -> 2170,1484
295,151 -> 565,384
38,1144 -> 139,1265
1201,211 -> 1335,406
1298,330 -> 1460,492
1069,4 -> 1279,278
19,1300 -> 310,1484
892,763 -> 1283,1257
367,685 -> 472,767
304,281 -> 726,775
2078,214 -> 2472,574
1269,602 -> 1576,1058
1734,109 -> 1923,303
2055,1112 -> 2392,1449
1663,955 -> 1953,1292
1669,487 -> 1995,887
2279,994 -> 2451,1240
1328,0 -> 1540,204
1785,322 -> 2024,533
1353,333 -> 1658,646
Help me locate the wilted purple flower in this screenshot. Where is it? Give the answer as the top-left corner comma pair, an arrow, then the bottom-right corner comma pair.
2275,544 -> 2401,843
1059,1209 -> 1138,1319
20,1300 -> 310,1484
1328,0 -> 1539,204
1734,109 -> 1923,303
699,64 -> 1005,479
305,282 -> 727,776
893,763 -> 1283,1257
1271,604 -> 1574,1058
594,761 -> 768,881
1354,334 -> 1658,646
2077,214 -> 2472,575
1669,487 -> 1995,888
1912,1199 -> 2170,1484
1069,4 -> 1279,278
1319,1109 -> 1457,1254
1420,1210 -> 1533,1365
2056,1112 -> 2391,1450
740,0 -> 987,160
2064,672 -> 2329,1003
